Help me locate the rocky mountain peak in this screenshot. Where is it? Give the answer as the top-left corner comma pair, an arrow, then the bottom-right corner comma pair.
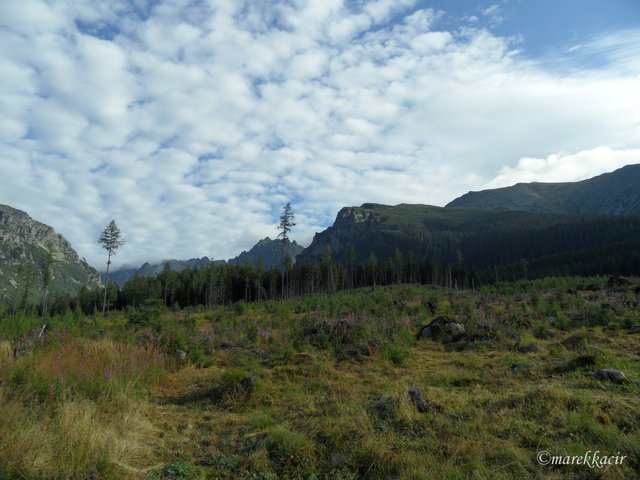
0,204 -> 101,303
228,236 -> 304,269
256,236 -> 273,246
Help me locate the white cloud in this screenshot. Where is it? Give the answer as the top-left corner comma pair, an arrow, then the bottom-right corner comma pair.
484,147 -> 640,189
481,4 -> 504,27
0,0 -> 639,269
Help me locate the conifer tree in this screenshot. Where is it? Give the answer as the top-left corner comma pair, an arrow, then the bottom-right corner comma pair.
98,219 -> 124,314
277,202 -> 296,299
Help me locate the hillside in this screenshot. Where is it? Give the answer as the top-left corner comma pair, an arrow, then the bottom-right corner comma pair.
298,202 -> 640,281
446,164 -> 640,214
0,204 -> 101,305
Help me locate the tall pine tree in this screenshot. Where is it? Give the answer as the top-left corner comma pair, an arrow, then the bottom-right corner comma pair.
277,202 -> 296,299
98,220 -> 124,314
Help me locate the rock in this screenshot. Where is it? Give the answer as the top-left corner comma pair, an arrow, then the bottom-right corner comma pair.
175,349 -> 187,361
629,326 -> 640,334
444,321 -> 465,335
418,325 -> 435,339
417,316 -> 465,340
593,368 -> 626,383
407,387 -> 429,413
511,364 -> 522,374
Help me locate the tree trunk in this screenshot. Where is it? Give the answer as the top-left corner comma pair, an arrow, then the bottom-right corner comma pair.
102,252 -> 111,315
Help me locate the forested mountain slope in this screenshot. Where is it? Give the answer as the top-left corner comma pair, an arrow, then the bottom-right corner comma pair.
446,164 -> 640,214
298,203 -> 640,281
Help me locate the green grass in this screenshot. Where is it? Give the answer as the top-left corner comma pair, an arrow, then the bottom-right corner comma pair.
0,277 -> 639,479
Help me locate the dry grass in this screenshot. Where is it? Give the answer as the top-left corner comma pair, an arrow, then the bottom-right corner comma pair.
0,340 -> 13,369
0,339 -> 167,479
0,390 -> 158,479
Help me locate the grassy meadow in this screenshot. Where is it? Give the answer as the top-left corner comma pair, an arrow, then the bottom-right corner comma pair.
0,276 -> 639,479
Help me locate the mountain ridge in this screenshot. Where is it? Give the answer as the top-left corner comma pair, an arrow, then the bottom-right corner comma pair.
297,201 -> 640,281
446,164 -> 640,214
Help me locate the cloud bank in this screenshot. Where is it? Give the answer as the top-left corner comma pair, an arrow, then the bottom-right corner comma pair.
0,0 -> 638,268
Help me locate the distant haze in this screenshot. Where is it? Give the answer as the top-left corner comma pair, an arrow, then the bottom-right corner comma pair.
1,1 -> 638,269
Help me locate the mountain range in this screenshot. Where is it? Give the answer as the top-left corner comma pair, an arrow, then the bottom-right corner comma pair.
298,164 -> 640,280
103,257 -> 217,287
104,237 -> 304,286
1,164 -> 639,302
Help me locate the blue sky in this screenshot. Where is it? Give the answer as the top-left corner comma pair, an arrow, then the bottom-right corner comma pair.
429,0 -> 640,57
0,0 -> 639,269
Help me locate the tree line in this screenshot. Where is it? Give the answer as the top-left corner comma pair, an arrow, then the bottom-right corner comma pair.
5,204 -> 640,318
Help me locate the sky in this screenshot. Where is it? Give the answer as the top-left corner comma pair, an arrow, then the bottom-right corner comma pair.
1,0 -> 639,270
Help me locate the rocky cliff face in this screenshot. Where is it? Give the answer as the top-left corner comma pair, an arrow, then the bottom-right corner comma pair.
0,204 -> 101,303
298,205 -> 380,261
446,164 -> 640,214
